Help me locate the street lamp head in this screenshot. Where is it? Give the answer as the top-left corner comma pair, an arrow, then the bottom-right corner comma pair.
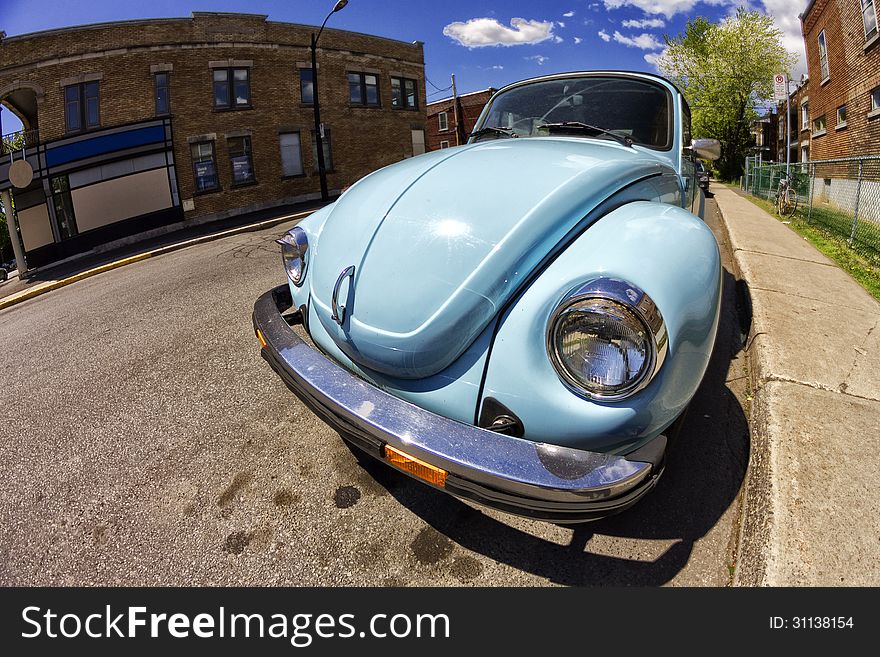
333,0 -> 348,12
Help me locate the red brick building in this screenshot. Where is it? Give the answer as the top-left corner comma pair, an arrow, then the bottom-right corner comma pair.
426,88 -> 495,151
800,0 -> 880,159
0,13 -> 426,272
774,78 -> 811,163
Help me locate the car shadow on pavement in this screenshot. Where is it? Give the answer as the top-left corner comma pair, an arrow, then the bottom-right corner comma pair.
346,267 -> 753,586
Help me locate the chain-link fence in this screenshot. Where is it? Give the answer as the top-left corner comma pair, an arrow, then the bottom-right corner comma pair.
743,156 -> 880,262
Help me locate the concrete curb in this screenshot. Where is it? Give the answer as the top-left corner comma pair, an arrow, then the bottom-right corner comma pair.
713,186 -> 880,586
0,209 -> 313,313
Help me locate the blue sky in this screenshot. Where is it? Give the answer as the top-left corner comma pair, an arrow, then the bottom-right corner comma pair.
1,0 -> 807,134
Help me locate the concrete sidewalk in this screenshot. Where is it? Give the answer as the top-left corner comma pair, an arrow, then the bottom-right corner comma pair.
713,186 -> 880,586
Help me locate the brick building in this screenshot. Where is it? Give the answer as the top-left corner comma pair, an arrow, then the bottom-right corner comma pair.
426,88 -> 495,151
0,12 -> 426,271
800,0 -> 880,160
774,78 -> 811,163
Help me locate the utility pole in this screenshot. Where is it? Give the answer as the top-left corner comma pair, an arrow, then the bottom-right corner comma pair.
451,74 -> 462,146
786,84 -> 791,177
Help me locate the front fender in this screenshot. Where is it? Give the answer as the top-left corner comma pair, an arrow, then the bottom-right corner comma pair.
479,201 -> 722,454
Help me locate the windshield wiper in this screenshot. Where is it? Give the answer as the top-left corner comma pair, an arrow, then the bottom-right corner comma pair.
539,122 -> 634,148
469,126 -> 518,141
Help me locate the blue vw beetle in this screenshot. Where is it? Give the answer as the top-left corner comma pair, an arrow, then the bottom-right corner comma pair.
253,71 -> 722,522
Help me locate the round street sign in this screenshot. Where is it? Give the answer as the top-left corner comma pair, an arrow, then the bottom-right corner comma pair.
9,159 -> 34,189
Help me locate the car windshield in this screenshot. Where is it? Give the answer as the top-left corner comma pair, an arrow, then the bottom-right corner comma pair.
476,76 -> 672,149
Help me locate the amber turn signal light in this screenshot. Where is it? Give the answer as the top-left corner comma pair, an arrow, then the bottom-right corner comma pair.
384,445 -> 447,487
256,328 -> 267,349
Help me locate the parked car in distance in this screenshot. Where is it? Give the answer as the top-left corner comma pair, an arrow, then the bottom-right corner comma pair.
696,160 -> 710,191
254,71 -> 722,523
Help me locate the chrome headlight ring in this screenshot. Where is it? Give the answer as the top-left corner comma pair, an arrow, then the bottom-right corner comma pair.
276,227 -> 309,286
546,277 -> 668,401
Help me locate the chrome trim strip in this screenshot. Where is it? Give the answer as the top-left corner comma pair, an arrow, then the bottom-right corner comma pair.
330,265 -> 355,325
254,286 -> 656,510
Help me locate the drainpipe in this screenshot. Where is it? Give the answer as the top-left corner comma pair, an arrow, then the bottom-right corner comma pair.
1,189 -> 26,274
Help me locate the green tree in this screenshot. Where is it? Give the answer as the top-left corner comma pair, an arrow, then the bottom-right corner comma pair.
656,8 -> 797,181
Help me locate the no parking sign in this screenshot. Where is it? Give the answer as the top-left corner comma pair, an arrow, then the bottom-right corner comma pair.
774,73 -> 788,101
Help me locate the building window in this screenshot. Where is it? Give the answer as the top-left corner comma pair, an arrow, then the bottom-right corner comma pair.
311,128 -> 334,172
299,68 -> 314,105
228,136 -> 256,185
801,102 -> 809,130
155,72 -> 170,115
279,132 -> 304,177
51,176 -> 78,239
438,111 -> 448,131
64,81 -> 100,133
801,144 -> 809,162
191,141 -> 219,192
812,115 -> 826,135
440,140 -> 450,149
871,87 -> 880,113
837,105 -> 847,128
817,30 -> 830,81
864,0 -> 878,41
213,68 -> 251,109
348,72 -> 380,106
391,77 -> 419,109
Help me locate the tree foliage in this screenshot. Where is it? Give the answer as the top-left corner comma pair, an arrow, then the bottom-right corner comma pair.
656,8 -> 797,181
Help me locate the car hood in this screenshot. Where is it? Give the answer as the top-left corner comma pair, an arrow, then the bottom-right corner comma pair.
310,137 -> 669,379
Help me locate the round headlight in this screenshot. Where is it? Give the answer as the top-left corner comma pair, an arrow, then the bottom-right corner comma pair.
277,227 -> 308,286
547,278 -> 667,401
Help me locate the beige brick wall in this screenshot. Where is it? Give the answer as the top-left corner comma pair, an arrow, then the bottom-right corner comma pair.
0,12 -> 426,219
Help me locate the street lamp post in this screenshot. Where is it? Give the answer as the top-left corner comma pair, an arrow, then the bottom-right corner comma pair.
311,0 -> 348,203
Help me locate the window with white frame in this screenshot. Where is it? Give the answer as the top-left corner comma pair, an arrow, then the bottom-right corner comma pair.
871,87 -> 880,113
438,111 -> 448,131
812,115 -> 826,135
863,0 -> 878,41
801,102 -> 809,130
818,30 -> 829,81
440,140 -> 450,149
837,105 -> 847,127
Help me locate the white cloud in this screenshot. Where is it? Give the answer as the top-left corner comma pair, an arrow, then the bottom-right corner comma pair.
557,21 -> 566,28
442,17 -> 556,47
563,10 -> 576,17
602,0 -> 730,19
622,18 -> 666,28
574,36 -> 583,44
598,29 -> 611,42
761,0 -> 808,80
526,54 -> 550,65
643,49 -> 667,70
612,31 -> 664,50
554,35 -> 564,43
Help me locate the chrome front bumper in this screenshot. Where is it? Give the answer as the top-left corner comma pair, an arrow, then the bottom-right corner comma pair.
253,285 -> 667,522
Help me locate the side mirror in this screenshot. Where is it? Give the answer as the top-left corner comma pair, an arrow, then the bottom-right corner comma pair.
691,138 -> 721,161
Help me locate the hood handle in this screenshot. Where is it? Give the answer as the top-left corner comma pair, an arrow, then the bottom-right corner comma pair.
331,265 -> 355,325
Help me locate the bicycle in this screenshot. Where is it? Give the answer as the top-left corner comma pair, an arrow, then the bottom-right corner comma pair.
776,176 -> 799,216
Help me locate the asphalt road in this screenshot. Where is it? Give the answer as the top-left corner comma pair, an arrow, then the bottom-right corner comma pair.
0,193 -> 751,586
